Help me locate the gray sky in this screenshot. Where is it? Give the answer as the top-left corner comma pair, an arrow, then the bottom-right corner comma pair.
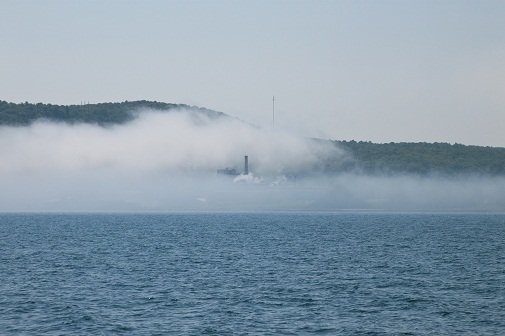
1,0 -> 504,146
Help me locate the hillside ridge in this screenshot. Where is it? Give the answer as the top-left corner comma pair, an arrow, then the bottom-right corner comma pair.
0,100 -> 226,126
1,100 -> 504,176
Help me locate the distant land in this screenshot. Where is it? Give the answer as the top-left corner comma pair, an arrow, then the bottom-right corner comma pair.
1,100 -> 504,176
0,100 -> 225,126
328,141 -> 505,176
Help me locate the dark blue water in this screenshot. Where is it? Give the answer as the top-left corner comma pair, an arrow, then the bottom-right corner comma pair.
1,213 -> 504,335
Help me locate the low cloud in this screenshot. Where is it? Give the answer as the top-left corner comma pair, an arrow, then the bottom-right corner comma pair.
0,109 -> 504,212
0,109 -> 337,175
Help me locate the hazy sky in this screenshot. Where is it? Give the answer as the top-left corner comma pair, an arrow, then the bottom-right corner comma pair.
1,0 -> 504,146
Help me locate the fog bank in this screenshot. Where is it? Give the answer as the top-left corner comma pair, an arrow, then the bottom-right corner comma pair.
0,109 -> 337,175
0,109 -> 504,212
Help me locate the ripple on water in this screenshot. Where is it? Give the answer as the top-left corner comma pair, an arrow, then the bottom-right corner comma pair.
0,213 -> 504,335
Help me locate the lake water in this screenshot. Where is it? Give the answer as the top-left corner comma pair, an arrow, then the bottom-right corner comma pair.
1,213 -> 504,335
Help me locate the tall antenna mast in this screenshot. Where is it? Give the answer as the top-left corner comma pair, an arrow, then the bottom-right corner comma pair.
272,96 -> 275,129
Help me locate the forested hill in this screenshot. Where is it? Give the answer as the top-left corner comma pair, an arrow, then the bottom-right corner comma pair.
331,140 -> 505,176
1,100 -> 504,176
0,100 -> 226,126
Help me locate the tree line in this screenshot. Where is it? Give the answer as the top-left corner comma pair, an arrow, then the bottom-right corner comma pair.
0,100 -> 224,126
329,140 -> 505,176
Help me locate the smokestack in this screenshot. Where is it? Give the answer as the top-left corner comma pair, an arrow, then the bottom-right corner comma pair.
244,155 -> 249,175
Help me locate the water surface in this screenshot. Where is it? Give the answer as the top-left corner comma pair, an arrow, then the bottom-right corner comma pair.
1,213 -> 504,335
